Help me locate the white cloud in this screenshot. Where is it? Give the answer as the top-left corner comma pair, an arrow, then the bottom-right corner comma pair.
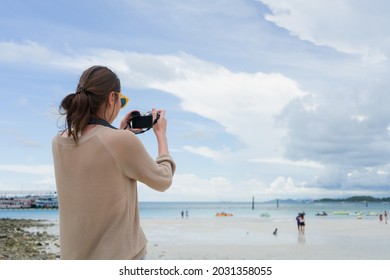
0,165 -> 55,193
0,41 -> 78,70
139,172 -> 357,201
267,176 -> 314,198
249,1 -> 390,188
2,39 -> 389,197
258,0 -> 390,63
138,173 -> 237,201
147,55 -> 308,158
0,41 -> 307,162
182,145 -> 230,161
0,164 -> 54,176
139,173 -> 276,202
350,114 -> 368,122
250,157 -> 324,169
267,176 -> 375,199
141,173 -> 265,202
340,165 -> 390,189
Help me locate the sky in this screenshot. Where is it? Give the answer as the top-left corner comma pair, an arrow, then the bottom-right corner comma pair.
1,0 -> 390,202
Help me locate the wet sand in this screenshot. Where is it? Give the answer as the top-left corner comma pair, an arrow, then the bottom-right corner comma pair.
2,216 -> 389,260
142,216 -> 390,260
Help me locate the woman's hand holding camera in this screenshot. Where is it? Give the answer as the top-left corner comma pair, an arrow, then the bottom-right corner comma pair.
152,109 -> 169,156
152,109 -> 167,137
120,108 -> 169,156
119,110 -> 135,130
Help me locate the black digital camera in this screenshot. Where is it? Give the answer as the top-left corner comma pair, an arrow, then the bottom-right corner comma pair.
127,111 -> 160,130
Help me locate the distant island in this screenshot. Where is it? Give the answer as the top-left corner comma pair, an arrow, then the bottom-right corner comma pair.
314,196 -> 390,203
263,196 -> 390,204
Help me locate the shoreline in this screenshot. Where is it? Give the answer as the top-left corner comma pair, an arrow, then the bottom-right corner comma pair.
0,218 -> 60,260
1,216 -> 389,260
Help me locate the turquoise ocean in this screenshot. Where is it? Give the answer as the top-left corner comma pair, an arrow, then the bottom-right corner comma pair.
0,201 -> 388,221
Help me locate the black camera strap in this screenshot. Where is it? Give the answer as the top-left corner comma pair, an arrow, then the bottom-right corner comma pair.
88,118 -> 117,130
89,114 -> 160,135
123,123 -> 151,134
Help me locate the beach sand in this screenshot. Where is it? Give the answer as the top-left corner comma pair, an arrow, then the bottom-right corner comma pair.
3,216 -> 389,260
142,217 -> 390,260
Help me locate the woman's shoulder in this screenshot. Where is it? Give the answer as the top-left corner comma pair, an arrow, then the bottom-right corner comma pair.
99,127 -> 141,147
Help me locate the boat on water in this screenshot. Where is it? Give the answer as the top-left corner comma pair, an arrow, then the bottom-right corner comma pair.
215,212 -> 233,217
366,211 -> 378,216
315,211 -> 328,216
0,195 -> 58,209
332,211 -> 350,215
0,198 -> 32,209
34,196 -> 58,208
349,211 -> 363,216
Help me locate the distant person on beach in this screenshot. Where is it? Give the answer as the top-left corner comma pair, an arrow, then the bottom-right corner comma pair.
384,211 -> 388,224
298,213 -> 305,234
52,66 -> 175,260
379,212 -> 383,224
296,213 -> 300,231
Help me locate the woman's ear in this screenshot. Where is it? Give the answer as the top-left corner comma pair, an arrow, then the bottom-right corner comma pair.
108,91 -> 116,105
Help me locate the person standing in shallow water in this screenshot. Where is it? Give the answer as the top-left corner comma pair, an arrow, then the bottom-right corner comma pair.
296,213 -> 300,232
298,213 -> 305,234
52,66 -> 175,260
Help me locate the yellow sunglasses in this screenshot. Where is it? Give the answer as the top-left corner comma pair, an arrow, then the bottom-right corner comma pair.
115,92 -> 129,109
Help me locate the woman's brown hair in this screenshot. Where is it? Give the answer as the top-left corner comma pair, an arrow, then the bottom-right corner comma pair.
60,66 -> 121,144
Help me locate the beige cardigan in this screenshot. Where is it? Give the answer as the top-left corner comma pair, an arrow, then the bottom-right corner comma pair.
52,126 -> 175,259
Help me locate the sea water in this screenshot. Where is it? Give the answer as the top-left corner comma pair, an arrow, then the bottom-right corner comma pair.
0,201 -> 388,221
